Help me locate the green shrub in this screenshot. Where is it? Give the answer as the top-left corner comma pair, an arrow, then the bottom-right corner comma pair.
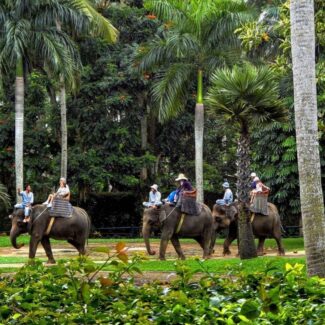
0,246 -> 324,324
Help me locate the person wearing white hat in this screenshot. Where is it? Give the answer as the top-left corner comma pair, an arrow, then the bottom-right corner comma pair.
174,173 -> 193,204
250,172 -> 258,190
216,181 -> 233,206
42,177 -> 70,208
143,184 -> 162,208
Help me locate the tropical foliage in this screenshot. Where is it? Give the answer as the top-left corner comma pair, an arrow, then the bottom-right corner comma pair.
0,251 -> 324,323
207,63 -> 286,258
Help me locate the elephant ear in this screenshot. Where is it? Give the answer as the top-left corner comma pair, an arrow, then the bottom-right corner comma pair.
159,209 -> 167,223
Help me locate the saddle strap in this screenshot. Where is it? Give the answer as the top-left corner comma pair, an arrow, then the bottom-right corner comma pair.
176,213 -> 185,234
45,217 -> 55,235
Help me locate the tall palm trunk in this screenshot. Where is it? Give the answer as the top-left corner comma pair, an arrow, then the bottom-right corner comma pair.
290,0 -> 325,277
60,79 -> 68,179
15,58 -> 24,201
195,69 -> 204,203
56,20 -> 68,179
237,122 -> 257,259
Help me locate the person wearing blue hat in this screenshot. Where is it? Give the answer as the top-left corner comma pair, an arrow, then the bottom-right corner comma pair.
216,181 -> 233,206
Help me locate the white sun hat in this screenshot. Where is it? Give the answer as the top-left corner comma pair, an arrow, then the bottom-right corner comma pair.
175,173 -> 188,181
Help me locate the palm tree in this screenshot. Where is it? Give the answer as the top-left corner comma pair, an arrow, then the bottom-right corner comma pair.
206,64 -> 287,259
290,0 -> 325,277
137,0 -> 249,202
0,0 -> 80,200
55,0 -> 118,179
0,183 -> 10,210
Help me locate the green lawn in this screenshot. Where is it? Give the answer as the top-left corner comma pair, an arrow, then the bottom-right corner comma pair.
0,235 -> 305,250
0,237 -> 306,274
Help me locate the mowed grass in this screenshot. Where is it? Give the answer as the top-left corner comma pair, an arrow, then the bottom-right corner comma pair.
0,237 -> 305,274
0,235 -> 304,250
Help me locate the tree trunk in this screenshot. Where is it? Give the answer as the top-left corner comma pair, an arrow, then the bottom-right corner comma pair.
60,81 -> 67,179
56,20 -> 68,180
15,58 -> 24,201
237,122 -> 257,259
290,0 -> 325,277
195,70 -> 204,203
140,95 -> 149,181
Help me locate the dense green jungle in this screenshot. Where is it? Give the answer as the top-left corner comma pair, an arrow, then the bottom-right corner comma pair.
0,0 -> 324,231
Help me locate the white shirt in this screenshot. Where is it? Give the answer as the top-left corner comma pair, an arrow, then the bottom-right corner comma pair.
56,185 -> 70,198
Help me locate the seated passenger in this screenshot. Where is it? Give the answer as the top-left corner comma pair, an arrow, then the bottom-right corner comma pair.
163,190 -> 177,205
250,177 -> 270,203
43,177 -> 70,208
174,173 -> 193,203
216,182 -> 233,206
143,184 -> 162,208
14,184 -> 34,223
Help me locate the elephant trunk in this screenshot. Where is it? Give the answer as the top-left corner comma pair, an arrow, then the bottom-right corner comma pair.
142,222 -> 156,255
10,227 -> 24,249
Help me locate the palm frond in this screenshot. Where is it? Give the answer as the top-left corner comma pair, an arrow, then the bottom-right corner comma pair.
69,0 -> 118,43
151,63 -> 195,122
0,183 -> 10,210
206,63 -> 287,125
144,0 -> 189,23
136,31 -> 198,73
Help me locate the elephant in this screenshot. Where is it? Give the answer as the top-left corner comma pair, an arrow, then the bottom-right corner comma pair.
142,204 -> 214,260
9,204 -> 91,264
211,202 -> 285,256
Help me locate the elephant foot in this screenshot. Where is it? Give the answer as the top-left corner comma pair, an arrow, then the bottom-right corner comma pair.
149,250 -> 156,255
159,257 -> 166,261
45,259 -> 56,265
257,251 -> 264,256
203,255 -> 212,260
223,250 -> 231,256
277,251 -> 285,256
178,256 -> 186,260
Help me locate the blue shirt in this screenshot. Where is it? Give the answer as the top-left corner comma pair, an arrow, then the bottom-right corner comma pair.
167,190 -> 177,202
19,191 -> 34,207
223,189 -> 233,205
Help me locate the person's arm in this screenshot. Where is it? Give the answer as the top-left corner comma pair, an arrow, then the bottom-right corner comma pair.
30,193 -> 34,204
155,192 -> 162,203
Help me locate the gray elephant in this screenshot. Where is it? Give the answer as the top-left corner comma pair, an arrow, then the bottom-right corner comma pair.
142,204 -> 214,260
9,204 -> 91,263
212,202 -> 285,256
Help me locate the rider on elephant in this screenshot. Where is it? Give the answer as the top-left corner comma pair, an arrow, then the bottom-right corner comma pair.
143,184 -> 162,208
216,181 -> 233,206
174,173 -> 193,204
14,184 -> 34,223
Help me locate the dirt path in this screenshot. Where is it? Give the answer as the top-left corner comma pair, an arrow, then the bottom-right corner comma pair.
0,241 -> 305,269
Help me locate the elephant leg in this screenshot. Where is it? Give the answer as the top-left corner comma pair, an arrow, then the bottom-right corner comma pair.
170,236 -> 185,260
257,237 -> 266,256
274,235 -> 285,256
202,229 -> 212,259
41,237 -> 56,264
29,233 -> 42,260
223,233 -> 236,256
159,232 -> 172,260
68,239 -> 86,255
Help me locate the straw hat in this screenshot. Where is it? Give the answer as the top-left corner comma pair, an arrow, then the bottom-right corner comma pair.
150,184 -> 158,191
175,173 -> 188,181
